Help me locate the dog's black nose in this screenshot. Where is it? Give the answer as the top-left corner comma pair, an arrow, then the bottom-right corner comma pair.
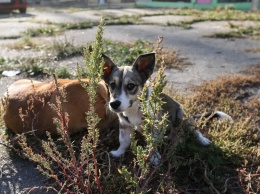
110,100 -> 121,110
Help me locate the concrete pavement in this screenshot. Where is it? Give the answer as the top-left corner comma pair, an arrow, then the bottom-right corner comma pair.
1,7 -> 259,93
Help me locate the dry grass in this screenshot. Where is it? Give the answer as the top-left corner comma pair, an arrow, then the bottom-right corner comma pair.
5,37 -> 48,50
246,48 -> 260,53
164,67 -> 260,193
157,47 -> 191,70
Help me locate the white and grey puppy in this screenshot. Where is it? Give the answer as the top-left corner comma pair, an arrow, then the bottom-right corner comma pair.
102,53 -> 232,165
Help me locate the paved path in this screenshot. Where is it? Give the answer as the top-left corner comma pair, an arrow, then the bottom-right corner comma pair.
0,8 -> 259,93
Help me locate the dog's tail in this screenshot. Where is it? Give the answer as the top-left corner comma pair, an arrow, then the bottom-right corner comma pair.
193,111 -> 233,122
187,111 -> 233,146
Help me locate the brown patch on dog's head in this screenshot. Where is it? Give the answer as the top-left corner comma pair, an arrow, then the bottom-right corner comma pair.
102,54 -> 117,84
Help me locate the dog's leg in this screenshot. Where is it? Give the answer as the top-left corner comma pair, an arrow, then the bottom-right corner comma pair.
192,111 -> 233,145
194,130 -> 211,146
185,118 -> 211,146
150,148 -> 161,166
149,118 -> 163,166
110,127 -> 133,157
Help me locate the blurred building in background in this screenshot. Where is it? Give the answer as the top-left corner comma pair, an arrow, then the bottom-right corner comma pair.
137,0 -> 259,10
1,0 -> 258,12
33,0 -> 259,10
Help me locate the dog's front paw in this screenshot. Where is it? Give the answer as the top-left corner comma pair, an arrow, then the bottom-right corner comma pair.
195,131 -> 211,146
198,135 -> 211,146
110,150 -> 124,158
199,136 -> 211,146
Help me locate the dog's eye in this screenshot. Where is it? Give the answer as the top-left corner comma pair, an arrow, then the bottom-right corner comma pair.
110,83 -> 116,90
127,83 -> 136,90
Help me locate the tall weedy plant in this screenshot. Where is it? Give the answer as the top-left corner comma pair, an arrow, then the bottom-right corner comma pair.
18,19 -> 105,194
79,17 -> 105,194
120,37 -> 168,193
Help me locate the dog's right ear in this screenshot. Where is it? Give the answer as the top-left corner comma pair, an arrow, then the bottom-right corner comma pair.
102,54 -> 116,83
133,52 -> 155,83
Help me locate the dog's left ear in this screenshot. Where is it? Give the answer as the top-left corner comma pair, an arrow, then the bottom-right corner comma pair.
133,53 -> 156,82
102,54 -> 117,83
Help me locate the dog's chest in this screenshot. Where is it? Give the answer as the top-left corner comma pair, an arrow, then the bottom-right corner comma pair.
119,104 -> 143,129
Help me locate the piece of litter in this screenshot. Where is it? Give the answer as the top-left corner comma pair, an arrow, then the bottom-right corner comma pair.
23,46 -> 31,50
2,70 -> 21,77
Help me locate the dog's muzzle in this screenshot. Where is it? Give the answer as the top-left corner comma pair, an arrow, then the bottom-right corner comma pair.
110,100 -> 121,110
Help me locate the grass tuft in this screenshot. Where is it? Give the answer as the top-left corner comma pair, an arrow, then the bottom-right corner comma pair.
6,36 -> 48,50
55,67 -> 73,79
163,68 -> 259,193
246,48 -> 260,53
51,39 -> 84,60
58,21 -> 94,30
0,35 -> 21,40
104,14 -> 142,25
205,25 -> 260,40
171,8 -> 260,22
23,27 -> 59,37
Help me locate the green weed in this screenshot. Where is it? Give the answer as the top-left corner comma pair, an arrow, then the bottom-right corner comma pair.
205,25 -> 260,39
23,63 -> 45,76
165,8 -> 260,29
167,21 -> 192,29
58,21 -> 94,30
0,58 -> 5,65
104,14 -> 142,25
0,58 -> 21,74
171,8 -> 260,22
55,67 -> 73,79
51,39 -> 84,60
0,35 -> 21,40
0,57 -> 53,77
14,14 -> 139,40
5,36 -> 84,61
23,27 -> 60,37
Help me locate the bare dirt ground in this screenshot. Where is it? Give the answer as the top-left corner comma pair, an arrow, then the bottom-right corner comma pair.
0,4 -> 259,194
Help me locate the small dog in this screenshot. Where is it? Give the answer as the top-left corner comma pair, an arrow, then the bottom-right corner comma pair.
102,52 -> 232,165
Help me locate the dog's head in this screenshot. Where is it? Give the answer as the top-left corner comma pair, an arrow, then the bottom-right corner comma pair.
102,53 -> 155,113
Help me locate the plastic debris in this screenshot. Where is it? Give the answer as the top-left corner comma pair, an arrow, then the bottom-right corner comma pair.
2,70 -> 21,77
